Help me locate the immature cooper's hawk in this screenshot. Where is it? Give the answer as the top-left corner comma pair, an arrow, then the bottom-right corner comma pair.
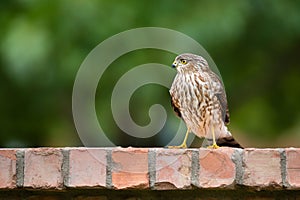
169,53 -> 242,148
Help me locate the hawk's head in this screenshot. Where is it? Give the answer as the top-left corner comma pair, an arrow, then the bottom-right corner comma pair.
172,53 -> 209,73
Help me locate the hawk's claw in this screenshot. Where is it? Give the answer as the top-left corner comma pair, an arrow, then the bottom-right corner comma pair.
168,128 -> 190,149
207,143 -> 219,149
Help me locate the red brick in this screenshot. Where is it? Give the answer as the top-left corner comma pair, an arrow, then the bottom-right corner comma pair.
243,148 -> 281,187
155,149 -> 192,189
286,148 -> 300,188
111,148 -> 148,189
198,147 -> 235,188
68,148 -> 106,188
24,148 -> 63,189
0,149 -> 17,189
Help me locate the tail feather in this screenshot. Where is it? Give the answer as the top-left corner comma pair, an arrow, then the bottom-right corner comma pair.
204,136 -> 243,148
216,136 -> 243,148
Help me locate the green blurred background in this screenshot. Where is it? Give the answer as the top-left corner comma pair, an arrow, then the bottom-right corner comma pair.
1,0 -> 300,148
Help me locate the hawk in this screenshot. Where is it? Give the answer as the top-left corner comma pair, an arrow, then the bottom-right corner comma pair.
169,53 -> 242,148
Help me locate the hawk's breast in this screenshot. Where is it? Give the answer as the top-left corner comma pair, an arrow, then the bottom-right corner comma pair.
170,72 -> 209,137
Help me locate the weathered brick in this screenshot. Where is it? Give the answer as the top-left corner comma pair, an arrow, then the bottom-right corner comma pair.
243,148 -> 281,187
111,148 -> 148,189
155,149 -> 192,189
0,149 -> 17,189
198,147 -> 235,188
24,148 -> 63,189
286,148 -> 300,188
68,148 -> 106,188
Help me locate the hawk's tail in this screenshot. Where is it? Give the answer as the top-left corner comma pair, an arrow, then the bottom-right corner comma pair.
216,136 -> 243,148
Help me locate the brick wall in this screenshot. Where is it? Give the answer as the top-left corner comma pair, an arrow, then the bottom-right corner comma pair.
0,147 -> 300,199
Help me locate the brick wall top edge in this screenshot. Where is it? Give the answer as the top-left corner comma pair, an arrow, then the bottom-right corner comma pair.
1,147 -> 299,150
0,147 -> 299,190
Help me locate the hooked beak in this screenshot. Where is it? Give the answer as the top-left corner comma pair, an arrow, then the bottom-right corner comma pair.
172,61 -> 177,68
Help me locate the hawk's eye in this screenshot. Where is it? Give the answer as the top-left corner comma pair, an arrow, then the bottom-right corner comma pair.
180,59 -> 187,64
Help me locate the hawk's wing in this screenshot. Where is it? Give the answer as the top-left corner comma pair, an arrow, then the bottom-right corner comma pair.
171,96 -> 182,118
208,70 -> 230,124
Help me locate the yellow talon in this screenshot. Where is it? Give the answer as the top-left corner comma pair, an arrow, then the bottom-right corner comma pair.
207,143 -> 219,149
168,128 -> 190,149
207,126 -> 219,149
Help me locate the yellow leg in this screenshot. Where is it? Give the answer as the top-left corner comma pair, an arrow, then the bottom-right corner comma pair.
207,126 -> 219,149
168,128 -> 190,149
